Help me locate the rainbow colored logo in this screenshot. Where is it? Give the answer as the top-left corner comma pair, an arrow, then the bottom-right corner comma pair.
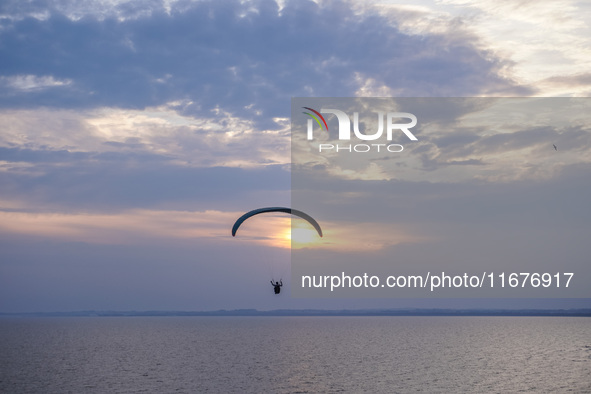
302,107 -> 328,132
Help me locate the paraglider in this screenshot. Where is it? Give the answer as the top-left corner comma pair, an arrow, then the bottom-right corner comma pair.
231,207 -> 322,295
271,280 -> 283,294
231,207 -> 323,238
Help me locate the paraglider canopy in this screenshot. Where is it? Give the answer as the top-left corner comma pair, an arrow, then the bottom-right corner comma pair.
232,207 -> 323,238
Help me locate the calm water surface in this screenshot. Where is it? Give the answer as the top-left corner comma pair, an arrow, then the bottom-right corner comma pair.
1,316 -> 590,393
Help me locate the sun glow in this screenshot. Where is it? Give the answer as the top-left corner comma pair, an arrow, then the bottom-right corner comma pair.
291,226 -> 322,249
279,221 -> 323,249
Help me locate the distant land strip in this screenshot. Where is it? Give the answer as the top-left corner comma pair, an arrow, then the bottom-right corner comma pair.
1,309 -> 591,317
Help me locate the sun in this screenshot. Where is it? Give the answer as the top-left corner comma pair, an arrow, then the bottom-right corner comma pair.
282,222 -> 322,249
291,227 -> 318,243
282,227 -> 292,242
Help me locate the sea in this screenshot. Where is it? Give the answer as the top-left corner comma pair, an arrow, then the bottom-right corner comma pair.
1,316 -> 590,393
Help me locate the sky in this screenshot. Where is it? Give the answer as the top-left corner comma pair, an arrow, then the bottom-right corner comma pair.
290,97 -> 591,301
1,0 -> 590,312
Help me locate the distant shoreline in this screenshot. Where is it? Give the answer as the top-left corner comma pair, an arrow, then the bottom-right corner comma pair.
2,308 -> 590,317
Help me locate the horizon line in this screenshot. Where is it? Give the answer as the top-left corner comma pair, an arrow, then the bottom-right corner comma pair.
2,308 -> 590,318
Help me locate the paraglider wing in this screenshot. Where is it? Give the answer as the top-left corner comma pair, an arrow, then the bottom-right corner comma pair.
232,207 -> 323,237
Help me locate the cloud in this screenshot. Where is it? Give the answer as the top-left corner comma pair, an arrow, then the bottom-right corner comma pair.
0,157 -> 290,212
0,0 -> 527,121
539,73 -> 591,95
0,1 -> 537,219
0,74 -> 72,91
431,0 -> 591,96
293,98 -> 591,183
0,208 -> 237,244
0,101 -> 293,213
293,161 -> 591,246
0,105 -> 291,169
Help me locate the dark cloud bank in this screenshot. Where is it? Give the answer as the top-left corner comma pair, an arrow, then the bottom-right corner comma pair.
1,0 -> 528,121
